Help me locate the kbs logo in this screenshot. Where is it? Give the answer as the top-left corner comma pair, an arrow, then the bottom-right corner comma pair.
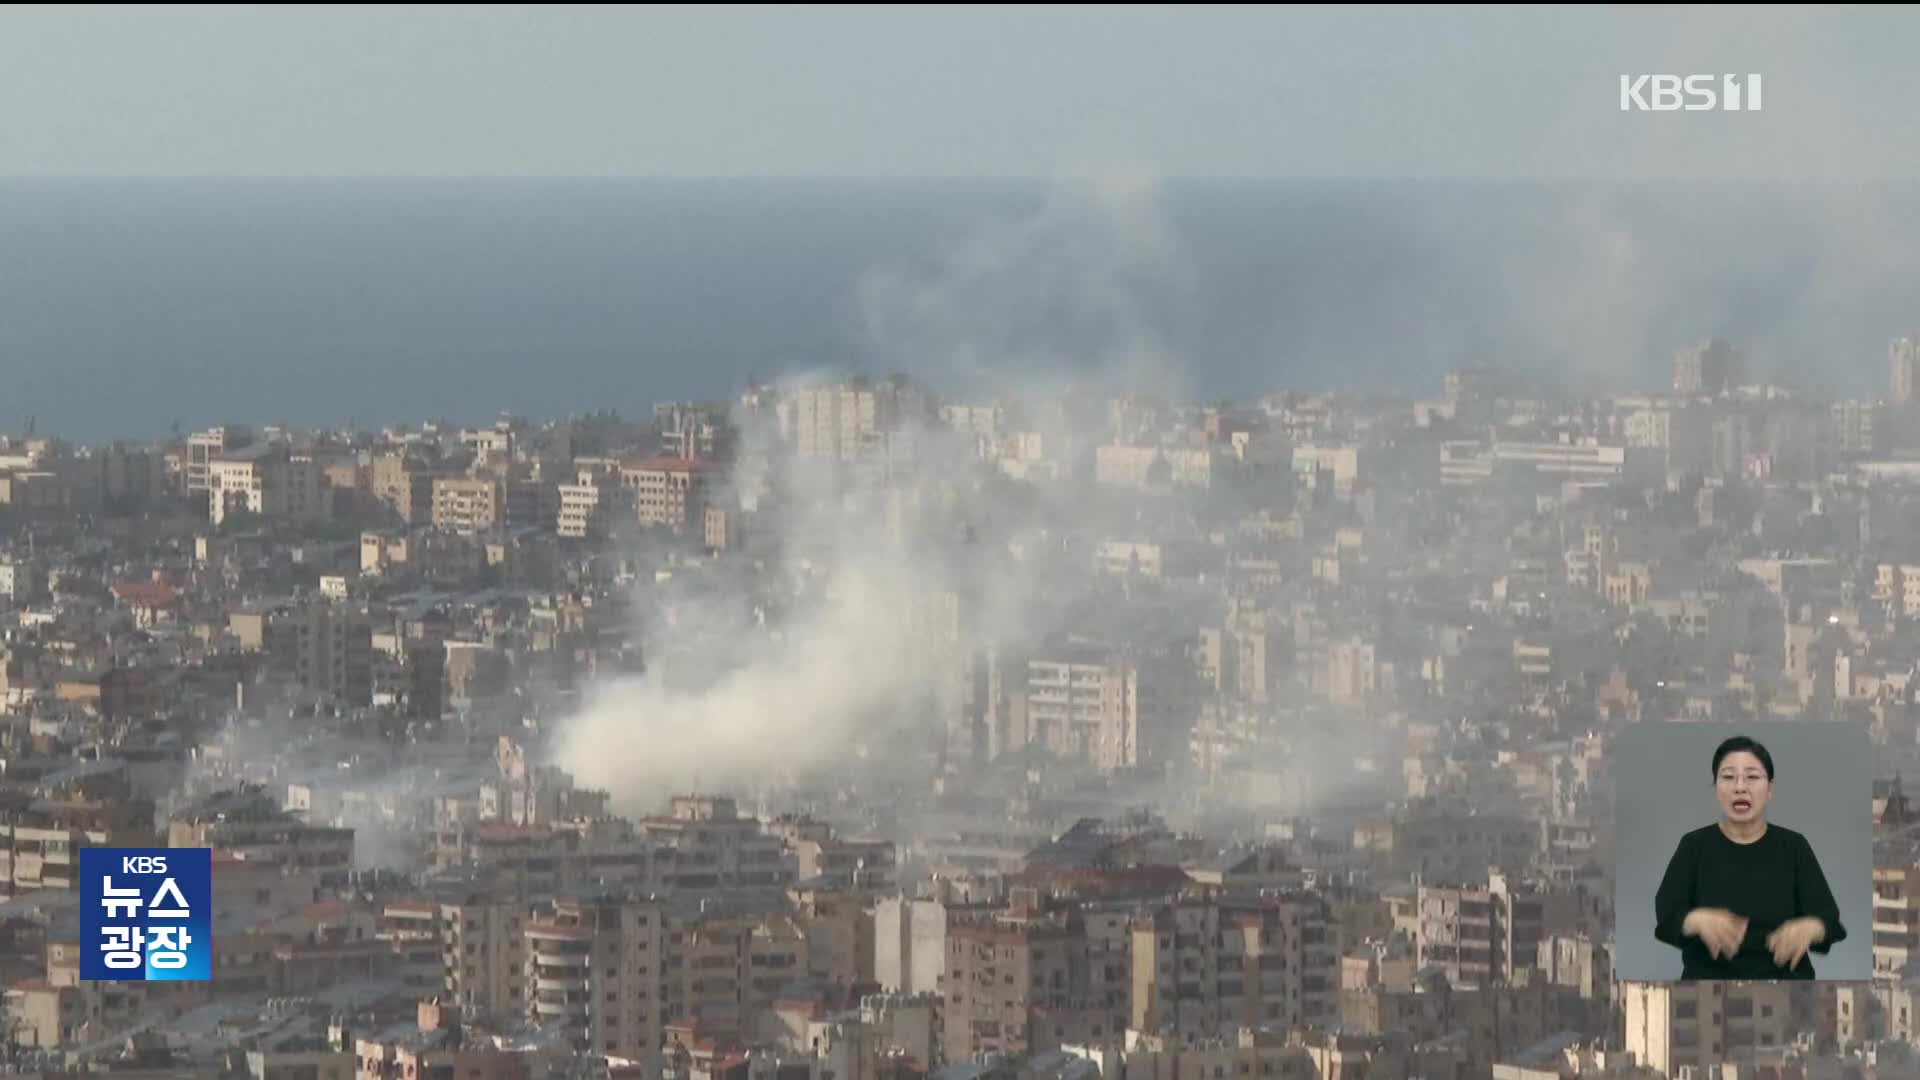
1620,74 -> 1763,112
80,848 -> 211,981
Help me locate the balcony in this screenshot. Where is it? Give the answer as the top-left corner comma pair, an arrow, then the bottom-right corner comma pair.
531,950 -> 591,968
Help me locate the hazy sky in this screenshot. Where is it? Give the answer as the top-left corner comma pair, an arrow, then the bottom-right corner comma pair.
3,5 -> 1917,180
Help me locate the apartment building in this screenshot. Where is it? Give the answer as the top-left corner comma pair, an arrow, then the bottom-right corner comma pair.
166,785 -> 355,886
374,900 -> 443,993
557,471 -> 630,540
1067,1028 -> 1320,1080
187,425 -> 252,498
293,602 -> 373,706
875,897 -> 947,995
440,896 -> 531,1015
1354,803 -> 1540,883
371,452 -> 439,524
1021,650 -> 1141,773
356,1001 -> 541,1080
524,894 -> 667,1060
1673,339 -> 1743,396
662,911 -> 807,1039
636,796 -> 795,891
789,377 -> 933,461
1875,865 -> 1920,979
0,825 -> 104,896
1536,935 -> 1613,1004
1414,875 -> 1545,989
940,916 -> 1079,1063
1093,445 -> 1219,491
1131,897 -> 1339,1040
789,886 -> 874,987
208,445 -> 330,525
1621,980 -> 1791,1078
619,457 -> 715,531
432,476 -> 506,534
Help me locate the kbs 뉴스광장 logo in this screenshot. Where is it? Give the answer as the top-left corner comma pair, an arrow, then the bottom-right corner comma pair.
79,848 -> 211,981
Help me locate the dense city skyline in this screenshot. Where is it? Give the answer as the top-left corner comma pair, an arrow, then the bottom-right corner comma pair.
9,7 -> 1920,1078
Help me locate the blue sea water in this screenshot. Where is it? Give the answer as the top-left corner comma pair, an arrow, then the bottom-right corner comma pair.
3,178 -> 1918,441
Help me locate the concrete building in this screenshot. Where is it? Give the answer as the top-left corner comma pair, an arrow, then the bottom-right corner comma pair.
664,911 -> 808,1040
637,796 -> 795,891
1094,446 -> 1219,492
432,476 -> 505,534
1490,440 -> 1629,482
356,1001 -> 542,1080
874,897 -> 946,995
371,900 -> 440,993
1535,935 -> 1612,1004
360,532 -> 407,575
187,425 -> 252,499
1022,651 -> 1141,773
246,1045 -> 355,1080
208,446 -> 330,525
1065,1028 -> 1320,1080
461,422 -> 516,461
1620,980 -> 1791,1078
444,641 -> 509,711
1290,445 -> 1362,494
405,640 -> 446,720
0,560 -> 44,606
0,470 -> 65,513
1092,541 -> 1206,581
1352,804 -> 1539,883
0,818 -> 131,896
440,896 -> 529,1015
524,894 -> 665,1059
940,916 -> 1079,1063
1894,336 -> 1919,407
294,603 -> 373,707
167,786 -> 355,886
1414,875 -> 1544,989
620,457 -> 714,531
1321,635 -> 1381,706
1874,865 -> 1920,979
557,472 -> 627,540
1872,564 -> 1920,620
790,886 -> 873,987
789,377 -> 933,462
1197,607 -> 1293,707
1674,339 -> 1743,396
371,452 -> 439,524
704,506 -> 734,553
1130,897 -> 1339,1040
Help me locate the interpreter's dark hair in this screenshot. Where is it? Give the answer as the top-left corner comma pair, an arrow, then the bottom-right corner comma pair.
1712,735 -> 1774,781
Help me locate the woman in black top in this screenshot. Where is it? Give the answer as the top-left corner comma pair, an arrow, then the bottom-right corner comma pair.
1653,735 -> 1847,980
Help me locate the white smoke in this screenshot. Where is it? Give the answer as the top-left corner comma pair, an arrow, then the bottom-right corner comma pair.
554,177 -> 1192,810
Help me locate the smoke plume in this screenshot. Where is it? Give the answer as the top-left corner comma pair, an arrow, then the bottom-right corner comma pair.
555,177 -> 1195,809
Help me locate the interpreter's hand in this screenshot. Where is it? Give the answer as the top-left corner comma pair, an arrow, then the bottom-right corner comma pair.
1684,907 -> 1749,960
1767,917 -> 1826,971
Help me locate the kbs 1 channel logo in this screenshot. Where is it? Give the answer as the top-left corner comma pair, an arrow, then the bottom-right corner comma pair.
80,849 -> 212,982
1620,73 -> 1763,112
